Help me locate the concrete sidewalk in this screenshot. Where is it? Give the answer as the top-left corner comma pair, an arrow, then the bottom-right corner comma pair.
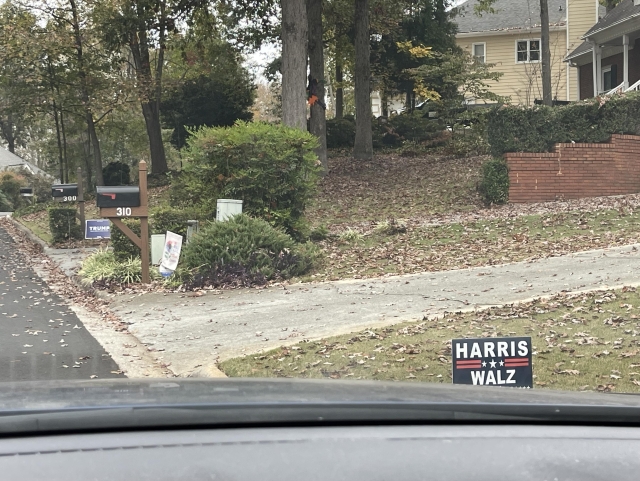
107,243 -> 640,377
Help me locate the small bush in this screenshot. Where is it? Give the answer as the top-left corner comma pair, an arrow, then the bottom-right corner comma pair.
151,206 -> 210,238
326,117 -> 356,148
171,121 -> 320,240
0,172 -> 24,210
388,111 -> 443,142
0,190 -> 12,211
182,214 -> 317,282
373,219 -> 407,235
338,228 -> 363,243
13,202 -> 49,218
19,171 -> 53,203
102,161 -> 131,186
48,207 -> 82,243
79,249 -> 158,286
309,224 -> 329,241
478,159 -> 509,205
79,249 -> 117,285
111,218 -> 141,262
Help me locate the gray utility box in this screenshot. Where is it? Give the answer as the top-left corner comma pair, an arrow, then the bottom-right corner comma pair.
96,186 -> 140,208
52,184 -> 78,200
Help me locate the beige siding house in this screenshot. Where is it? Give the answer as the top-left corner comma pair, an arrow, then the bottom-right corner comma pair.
454,0 -> 604,104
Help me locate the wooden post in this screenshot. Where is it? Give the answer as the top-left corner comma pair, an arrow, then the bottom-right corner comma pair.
98,160 -> 150,284
76,167 -> 85,228
139,161 -> 150,284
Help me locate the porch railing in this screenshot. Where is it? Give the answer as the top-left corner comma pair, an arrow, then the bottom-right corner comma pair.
604,82 -> 626,96
625,79 -> 640,92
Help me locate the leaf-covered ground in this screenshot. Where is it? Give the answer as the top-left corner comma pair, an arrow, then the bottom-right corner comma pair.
306,153 -> 640,281
307,153 -> 486,227
220,287 -> 640,393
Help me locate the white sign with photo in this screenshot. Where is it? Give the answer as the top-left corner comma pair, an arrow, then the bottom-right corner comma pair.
160,231 -> 183,272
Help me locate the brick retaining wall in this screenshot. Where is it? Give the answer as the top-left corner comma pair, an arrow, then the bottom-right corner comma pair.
506,134 -> 640,203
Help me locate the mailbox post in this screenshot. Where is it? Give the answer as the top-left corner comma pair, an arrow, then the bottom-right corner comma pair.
77,167 -> 85,228
98,161 -> 150,284
51,168 -> 85,227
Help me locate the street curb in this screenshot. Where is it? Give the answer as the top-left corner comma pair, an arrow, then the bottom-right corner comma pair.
9,217 -> 48,252
187,365 -> 228,378
7,217 -> 113,300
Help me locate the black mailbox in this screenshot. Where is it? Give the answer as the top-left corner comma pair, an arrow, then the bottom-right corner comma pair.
19,187 -> 33,196
96,186 -> 140,208
52,184 -> 78,200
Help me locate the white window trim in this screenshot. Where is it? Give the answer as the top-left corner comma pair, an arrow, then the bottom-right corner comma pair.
515,39 -> 541,64
601,65 -> 612,93
472,42 -> 486,63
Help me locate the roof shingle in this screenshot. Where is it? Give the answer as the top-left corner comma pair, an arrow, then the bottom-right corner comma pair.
454,0 -> 567,33
583,0 -> 640,37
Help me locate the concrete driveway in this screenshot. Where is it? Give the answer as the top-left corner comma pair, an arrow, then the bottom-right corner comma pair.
108,243 -> 640,377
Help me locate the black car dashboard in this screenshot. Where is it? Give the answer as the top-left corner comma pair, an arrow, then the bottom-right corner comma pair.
1,424 -> 638,480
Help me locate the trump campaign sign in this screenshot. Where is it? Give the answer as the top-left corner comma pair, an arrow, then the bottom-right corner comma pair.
85,219 -> 111,239
452,337 -> 533,388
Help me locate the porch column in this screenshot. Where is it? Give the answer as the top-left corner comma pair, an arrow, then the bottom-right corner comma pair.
623,34 -> 629,89
591,41 -> 599,96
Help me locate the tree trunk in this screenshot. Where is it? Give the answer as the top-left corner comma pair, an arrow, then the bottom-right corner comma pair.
1,114 -> 15,154
307,0 -> 327,173
60,107 -> 69,183
540,0 -> 552,106
141,102 -> 166,174
69,0 -> 104,186
353,0 -> 373,160
52,100 -> 64,182
335,63 -> 344,119
382,91 -> 388,117
281,0 -> 308,130
82,129 -> 93,189
128,9 -> 169,174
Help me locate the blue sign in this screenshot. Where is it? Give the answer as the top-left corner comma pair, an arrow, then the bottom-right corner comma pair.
85,219 -> 111,239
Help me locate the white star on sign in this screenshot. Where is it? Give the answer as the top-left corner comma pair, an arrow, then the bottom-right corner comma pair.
489,359 -> 497,369
499,360 -> 504,367
482,361 -> 487,367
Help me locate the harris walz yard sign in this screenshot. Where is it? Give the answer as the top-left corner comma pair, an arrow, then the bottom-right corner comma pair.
452,337 -> 533,388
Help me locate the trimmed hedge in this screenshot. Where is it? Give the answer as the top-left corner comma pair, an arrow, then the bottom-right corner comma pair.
151,206 -> 210,238
111,218 -> 141,262
487,93 -> 640,157
478,159 -> 509,205
170,121 -> 320,240
182,214 -> 318,281
48,207 -> 82,243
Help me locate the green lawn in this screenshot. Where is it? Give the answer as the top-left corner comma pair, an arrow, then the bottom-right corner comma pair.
220,287 -> 640,393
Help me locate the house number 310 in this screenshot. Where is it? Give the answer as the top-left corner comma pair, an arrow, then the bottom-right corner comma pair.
116,207 -> 132,216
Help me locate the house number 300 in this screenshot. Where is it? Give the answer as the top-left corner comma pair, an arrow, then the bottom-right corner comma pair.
116,207 -> 132,216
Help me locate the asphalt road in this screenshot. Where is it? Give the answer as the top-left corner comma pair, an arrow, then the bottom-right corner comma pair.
0,224 -> 123,381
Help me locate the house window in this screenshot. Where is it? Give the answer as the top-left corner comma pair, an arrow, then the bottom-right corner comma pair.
472,43 -> 486,63
601,65 -> 617,92
516,39 -> 540,63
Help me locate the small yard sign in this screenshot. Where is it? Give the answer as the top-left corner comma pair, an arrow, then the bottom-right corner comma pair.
452,337 -> 533,388
85,219 -> 111,239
